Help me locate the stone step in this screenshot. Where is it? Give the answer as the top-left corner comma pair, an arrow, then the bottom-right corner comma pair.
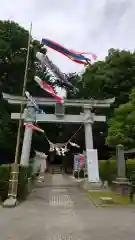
51,165 -> 62,174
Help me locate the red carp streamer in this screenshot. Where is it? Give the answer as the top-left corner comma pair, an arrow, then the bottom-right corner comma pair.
34,76 -> 63,103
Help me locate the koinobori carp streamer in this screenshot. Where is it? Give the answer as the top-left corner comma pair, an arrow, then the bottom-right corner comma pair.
41,38 -> 97,65
36,52 -> 79,93
34,76 -> 63,103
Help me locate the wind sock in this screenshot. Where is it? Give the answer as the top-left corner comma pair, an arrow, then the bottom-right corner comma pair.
36,52 -> 67,81
34,76 -> 63,103
69,49 -> 97,61
36,51 -> 79,93
24,123 -> 44,133
41,38 -> 97,65
25,91 -> 45,114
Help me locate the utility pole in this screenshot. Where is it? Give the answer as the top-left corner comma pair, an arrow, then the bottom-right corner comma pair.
3,23 -> 32,207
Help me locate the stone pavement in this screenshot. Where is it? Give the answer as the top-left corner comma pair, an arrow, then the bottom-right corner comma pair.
0,174 -> 135,239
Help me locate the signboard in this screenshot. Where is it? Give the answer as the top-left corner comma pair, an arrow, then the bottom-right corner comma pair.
79,154 -> 85,169
73,155 -> 79,170
86,149 -> 99,182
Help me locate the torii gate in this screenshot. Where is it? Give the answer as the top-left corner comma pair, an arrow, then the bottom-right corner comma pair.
2,92 -> 115,182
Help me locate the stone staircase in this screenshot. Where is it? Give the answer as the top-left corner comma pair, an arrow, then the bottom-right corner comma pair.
51,165 -> 62,174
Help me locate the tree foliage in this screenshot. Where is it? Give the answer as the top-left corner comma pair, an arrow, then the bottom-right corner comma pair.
77,48 -> 135,107
0,20 -> 53,161
106,88 -> 135,149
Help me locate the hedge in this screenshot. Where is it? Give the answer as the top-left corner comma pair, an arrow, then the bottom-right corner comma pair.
1,159 -> 135,200
0,164 -> 11,201
99,159 -> 135,184
0,164 -> 32,202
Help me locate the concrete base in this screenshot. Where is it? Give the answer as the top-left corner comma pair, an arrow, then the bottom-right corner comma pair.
79,178 -> 102,190
116,177 -> 129,182
112,177 -> 131,195
2,197 -> 18,208
100,197 -> 113,203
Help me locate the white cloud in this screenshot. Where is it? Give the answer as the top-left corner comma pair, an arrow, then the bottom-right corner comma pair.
0,0 -> 135,73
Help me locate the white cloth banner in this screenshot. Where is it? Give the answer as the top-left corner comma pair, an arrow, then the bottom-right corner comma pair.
86,149 -> 99,182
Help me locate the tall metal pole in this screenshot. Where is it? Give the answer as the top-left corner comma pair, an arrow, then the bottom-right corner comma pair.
6,23 -> 32,203
14,22 -> 32,165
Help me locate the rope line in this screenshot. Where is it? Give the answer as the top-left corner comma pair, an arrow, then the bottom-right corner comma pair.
66,124 -> 83,144
35,123 -> 83,146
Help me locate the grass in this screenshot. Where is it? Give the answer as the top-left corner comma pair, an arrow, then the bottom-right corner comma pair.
87,190 -> 131,205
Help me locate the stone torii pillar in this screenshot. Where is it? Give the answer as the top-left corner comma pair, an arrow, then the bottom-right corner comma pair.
20,104 -> 36,166
83,107 -> 99,182
84,107 -> 94,149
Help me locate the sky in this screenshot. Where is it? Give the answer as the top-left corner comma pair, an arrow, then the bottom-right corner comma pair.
1,0 -> 135,75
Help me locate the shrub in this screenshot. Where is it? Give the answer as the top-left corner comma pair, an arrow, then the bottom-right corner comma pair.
0,165 -> 11,201
99,159 -> 135,184
126,159 -> 135,179
17,166 -> 31,200
0,164 -> 33,201
99,160 -> 117,184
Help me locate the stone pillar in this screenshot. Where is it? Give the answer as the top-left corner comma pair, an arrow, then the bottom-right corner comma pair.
116,144 -> 126,179
84,107 -> 94,150
83,107 -> 100,184
84,122 -> 93,150
20,105 -> 36,166
20,126 -> 33,166
112,145 -> 129,195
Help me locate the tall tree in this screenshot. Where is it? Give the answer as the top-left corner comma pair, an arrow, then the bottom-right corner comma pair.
77,48 -> 135,107
71,49 -> 135,156
106,88 -> 135,149
0,20 -> 53,161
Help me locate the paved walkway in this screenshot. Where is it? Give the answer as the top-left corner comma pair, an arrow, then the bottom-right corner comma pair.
0,174 -> 135,239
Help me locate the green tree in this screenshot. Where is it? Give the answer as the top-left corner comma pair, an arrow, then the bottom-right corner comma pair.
0,21 -> 31,159
106,88 -> 135,149
0,20 -> 53,160
78,49 -> 135,107
72,49 -> 135,155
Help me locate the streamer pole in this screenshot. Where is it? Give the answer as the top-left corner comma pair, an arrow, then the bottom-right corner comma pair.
14,22 -> 32,165
3,23 -> 32,207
